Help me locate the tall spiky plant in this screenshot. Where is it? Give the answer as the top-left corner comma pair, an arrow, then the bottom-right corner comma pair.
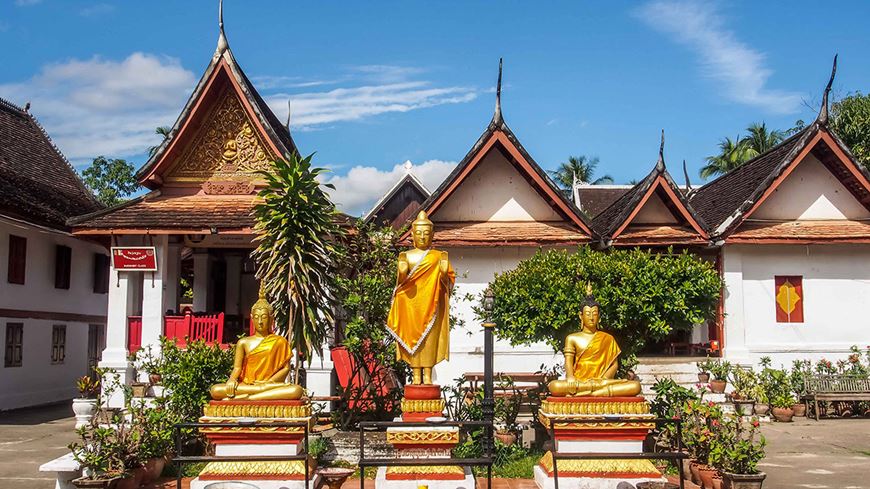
252,154 -> 345,382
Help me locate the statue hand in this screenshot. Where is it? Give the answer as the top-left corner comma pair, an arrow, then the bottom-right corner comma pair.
439,259 -> 448,273
226,380 -> 237,397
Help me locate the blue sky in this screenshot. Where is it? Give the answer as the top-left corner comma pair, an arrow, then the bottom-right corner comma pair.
2,1 -> 868,215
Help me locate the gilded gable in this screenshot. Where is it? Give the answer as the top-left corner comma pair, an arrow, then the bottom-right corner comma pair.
165,88 -> 276,183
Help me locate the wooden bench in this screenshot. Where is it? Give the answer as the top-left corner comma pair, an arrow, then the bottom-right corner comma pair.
804,375 -> 870,420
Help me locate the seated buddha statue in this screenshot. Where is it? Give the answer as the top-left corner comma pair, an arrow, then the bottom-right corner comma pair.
209,287 -> 304,401
548,285 -> 642,397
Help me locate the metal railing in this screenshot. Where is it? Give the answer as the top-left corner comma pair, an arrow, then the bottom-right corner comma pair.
546,416 -> 687,489
357,420 -> 495,489
171,420 -> 311,489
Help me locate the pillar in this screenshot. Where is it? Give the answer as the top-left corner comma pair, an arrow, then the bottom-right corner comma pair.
164,242 -> 181,314
193,252 -> 210,312
224,255 -> 242,316
306,340 -> 335,413
722,246 -> 750,363
99,268 -> 136,408
141,235 -> 168,352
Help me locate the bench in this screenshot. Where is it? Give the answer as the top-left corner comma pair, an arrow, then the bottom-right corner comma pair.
804,375 -> 870,420
39,452 -> 80,489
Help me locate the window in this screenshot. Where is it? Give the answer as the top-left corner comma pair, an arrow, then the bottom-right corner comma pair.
775,275 -> 804,323
4,323 -> 23,367
7,235 -> 26,285
55,245 -> 72,289
51,325 -> 66,364
93,253 -> 109,294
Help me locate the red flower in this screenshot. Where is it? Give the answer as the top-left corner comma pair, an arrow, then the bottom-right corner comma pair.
752,420 -> 760,428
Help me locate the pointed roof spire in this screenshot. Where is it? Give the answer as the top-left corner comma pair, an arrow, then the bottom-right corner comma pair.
683,159 -> 693,192
493,57 -> 503,125
818,54 -> 838,124
285,98 -> 292,131
656,129 -> 666,170
216,0 -> 229,55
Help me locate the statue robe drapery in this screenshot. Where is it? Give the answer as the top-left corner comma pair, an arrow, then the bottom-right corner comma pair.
387,249 -> 455,367
570,331 -> 621,380
240,334 -> 292,384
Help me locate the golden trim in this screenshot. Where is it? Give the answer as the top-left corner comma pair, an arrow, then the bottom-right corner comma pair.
200,459 -> 313,477
400,398 -> 445,413
538,452 -> 660,476
386,465 -> 465,476
540,399 -> 650,416
386,430 -> 460,445
203,403 -> 312,418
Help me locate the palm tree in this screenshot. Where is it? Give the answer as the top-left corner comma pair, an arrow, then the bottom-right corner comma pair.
700,136 -> 754,179
743,122 -> 785,158
148,126 -> 172,157
550,155 -> 613,190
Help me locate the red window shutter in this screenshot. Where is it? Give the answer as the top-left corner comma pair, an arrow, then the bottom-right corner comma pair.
7,235 -> 26,285
775,276 -> 804,323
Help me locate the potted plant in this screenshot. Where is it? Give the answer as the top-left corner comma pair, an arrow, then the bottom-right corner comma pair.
69,377 -> 123,489
73,376 -> 100,429
493,378 -> 522,446
130,399 -> 174,483
789,360 -> 810,417
719,417 -> 767,489
752,384 -> 770,416
730,367 -> 757,416
771,394 -> 795,422
697,357 -> 715,383
709,361 -> 731,394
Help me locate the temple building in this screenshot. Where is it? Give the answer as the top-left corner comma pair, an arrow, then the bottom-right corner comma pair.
363,163 -> 430,230
0,97 -> 109,410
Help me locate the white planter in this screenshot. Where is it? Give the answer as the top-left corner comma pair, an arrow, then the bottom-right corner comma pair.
149,385 -> 165,397
72,398 -> 98,429
136,370 -> 150,383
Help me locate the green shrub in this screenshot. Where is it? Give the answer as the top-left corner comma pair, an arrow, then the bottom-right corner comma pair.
160,338 -> 234,423
481,246 -> 722,365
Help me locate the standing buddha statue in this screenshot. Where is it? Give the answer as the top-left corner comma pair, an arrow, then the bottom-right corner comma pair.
547,284 -> 642,397
387,210 -> 455,385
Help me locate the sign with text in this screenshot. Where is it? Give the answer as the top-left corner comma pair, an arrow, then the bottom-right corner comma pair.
111,247 -> 158,271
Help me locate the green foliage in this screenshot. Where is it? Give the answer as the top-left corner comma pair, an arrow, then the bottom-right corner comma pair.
148,126 -> 171,157
252,154 -> 345,378
76,375 -> 99,398
160,338 -> 234,423
682,397 -> 725,465
650,378 -> 698,450
710,417 -> 766,475
549,155 -> 613,189
708,360 -> 732,381
80,156 -> 139,206
831,92 -> 870,167
701,122 -> 785,179
730,366 -> 758,398
696,357 -> 716,374
482,246 -> 722,365
130,398 -> 175,460
308,437 -> 330,463
771,393 -> 796,409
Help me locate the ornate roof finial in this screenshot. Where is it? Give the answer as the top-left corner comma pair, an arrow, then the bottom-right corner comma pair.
818,54 -> 838,124
683,159 -> 693,192
656,129 -> 666,170
403,160 -> 413,172
493,57 -> 503,124
216,0 -> 229,54
285,98 -> 292,131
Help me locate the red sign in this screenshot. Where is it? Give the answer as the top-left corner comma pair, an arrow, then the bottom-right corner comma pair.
111,247 -> 158,271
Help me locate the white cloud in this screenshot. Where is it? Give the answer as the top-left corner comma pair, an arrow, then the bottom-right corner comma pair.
266,82 -> 477,129
323,159 -> 457,216
80,3 -> 115,17
0,53 -> 195,161
14,0 -> 42,6
635,0 -> 802,114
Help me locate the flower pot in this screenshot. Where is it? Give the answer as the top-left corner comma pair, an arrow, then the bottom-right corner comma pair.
149,373 -> 162,385
792,403 -> 807,417
72,398 -> 98,429
153,457 -> 166,479
690,460 -> 702,484
754,403 -> 770,416
698,372 -> 711,383
113,475 -> 137,489
71,476 -> 119,489
131,382 -> 148,398
772,407 -> 794,422
722,471 -> 766,489
710,379 -> 727,393
495,431 -> 517,446
142,458 -> 162,484
681,458 -> 692,481
699,464 -> 717,488
712,474 -> 723,489
733,400 -> 755,416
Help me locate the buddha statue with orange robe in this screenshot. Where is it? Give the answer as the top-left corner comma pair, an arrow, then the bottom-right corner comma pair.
548,285 -> 642,397
387,211 -> 455,385
209,287 -> 304,401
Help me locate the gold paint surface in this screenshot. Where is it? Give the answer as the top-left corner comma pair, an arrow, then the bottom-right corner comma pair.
203,402 -> 312,418
400,398 -> 446,413
538,452 -> 660,475
386,465 -> 465,476
386,430 -> 459,445
200,459 -> 313,477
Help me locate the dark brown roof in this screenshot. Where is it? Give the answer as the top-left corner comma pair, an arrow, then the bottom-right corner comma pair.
404,221 -> 590,247
0,98 -> 101,229
575,186 -> 631,218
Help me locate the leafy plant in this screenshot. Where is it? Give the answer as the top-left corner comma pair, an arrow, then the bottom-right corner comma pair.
771,394 -> 796,409
76,376 -> 100,399
708,360 -> 731,381
831,92 -> 870,168
80,156 -> 139,206
481,246 -> 722,366
681,397 -> 725,465
132,344 -> 163,377
308,437 -> 330,464
730,367 -> 757,399
650,378 -> 698,450
159,337 -> 234,423
252,154 -> 345,382
709,416 -> 766,475
696,357 -> 716,374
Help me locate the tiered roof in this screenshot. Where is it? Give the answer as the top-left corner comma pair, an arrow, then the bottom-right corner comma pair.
0,98 -> 102,230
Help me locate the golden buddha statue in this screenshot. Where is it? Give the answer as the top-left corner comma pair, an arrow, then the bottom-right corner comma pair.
209,287 -> 304,401
387,211 -> 455,385
548,285 -> 641,397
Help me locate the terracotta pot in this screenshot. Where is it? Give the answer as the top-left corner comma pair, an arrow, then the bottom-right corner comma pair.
792,403 -> 807,417
722,471 -> 766,489
141,459 -> 157,484
153,457 -> 166,479
772,407 -> 794,422
698,372 -> 711,383
681,458 -> 692,481
710,379 -> 727,393
149,373 -> 162,385
754,403 -> 770,416
113,476 -> 137,489
712,474 -> 723,489
71,477 -> 119,489
495,431 -> 517,446
690,460 -> 702,484
131,383 -> 148,398
699,464 -> 717,488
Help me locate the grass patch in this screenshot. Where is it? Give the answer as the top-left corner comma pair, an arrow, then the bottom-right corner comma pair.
162,461 -> 205,478
470,450 -> 545,479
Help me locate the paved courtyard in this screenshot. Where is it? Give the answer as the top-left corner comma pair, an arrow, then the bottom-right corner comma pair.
3,404 -> 869,488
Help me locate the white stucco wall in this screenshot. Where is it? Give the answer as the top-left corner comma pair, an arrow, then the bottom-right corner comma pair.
0,218 -> 109,410
632,192 -> 678,224
752,155 -> 870,220
722,244 -> 870,367
432,246 -> 561,386
432,150 -> 561,222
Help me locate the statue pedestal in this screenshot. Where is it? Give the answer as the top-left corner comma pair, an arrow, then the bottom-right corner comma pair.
534,396 -> 665,489
190,400 -> 319,489
376,385 -> 474,487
